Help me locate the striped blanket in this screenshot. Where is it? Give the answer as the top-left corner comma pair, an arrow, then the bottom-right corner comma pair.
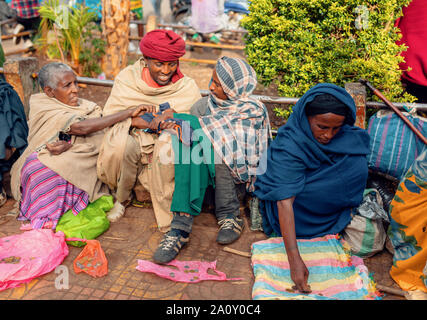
367,110 -> 427,180
17,152 -> 89,229
251,235 -> 381,300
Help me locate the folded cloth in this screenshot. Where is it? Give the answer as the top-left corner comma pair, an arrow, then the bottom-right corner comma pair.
251,234 -> 382,300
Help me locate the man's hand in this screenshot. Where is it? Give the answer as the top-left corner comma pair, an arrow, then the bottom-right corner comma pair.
131,116 -> 150,129
159,120 -> 176,130
46,140 -> 72,155
148,112 -> 174,131
130,104 -> 156,117
163,108 -> 177,114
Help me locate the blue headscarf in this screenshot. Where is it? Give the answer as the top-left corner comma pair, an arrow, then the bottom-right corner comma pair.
254,83 -> 370,238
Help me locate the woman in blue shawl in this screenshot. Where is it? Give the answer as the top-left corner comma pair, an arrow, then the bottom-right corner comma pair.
0,79 -> 28,207
254,83 -> 370,293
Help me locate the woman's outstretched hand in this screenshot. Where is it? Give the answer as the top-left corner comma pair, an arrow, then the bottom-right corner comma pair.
289,256 -> 311,293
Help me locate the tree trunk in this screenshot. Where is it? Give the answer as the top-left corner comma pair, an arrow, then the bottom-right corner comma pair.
101,0 -> 130,79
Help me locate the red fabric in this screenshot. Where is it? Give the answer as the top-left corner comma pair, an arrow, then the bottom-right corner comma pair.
139,29 -> 186,83
141,67 -> 162,88
396,0 -> 427,87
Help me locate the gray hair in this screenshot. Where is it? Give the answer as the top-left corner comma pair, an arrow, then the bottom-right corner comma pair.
38,62 -> 74,90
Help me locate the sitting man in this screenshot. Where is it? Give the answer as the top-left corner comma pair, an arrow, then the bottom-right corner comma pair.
10,62 -> 148,229
97,29 -> 201,231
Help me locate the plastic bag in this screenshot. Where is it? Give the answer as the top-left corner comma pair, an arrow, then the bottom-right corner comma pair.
341,214 -> 386,258
249,197 -> 263,231
0,229 -> 69,291
56,195 -> 113,247
68,238 -> 108,278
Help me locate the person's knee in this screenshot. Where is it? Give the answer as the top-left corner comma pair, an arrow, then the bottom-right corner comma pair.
123,134 -> 141,163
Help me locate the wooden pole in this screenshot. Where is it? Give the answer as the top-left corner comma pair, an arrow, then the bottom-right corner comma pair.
345,82 -> 367,129
360,79 -> 427,145
223,247 -> 251,258
179,57 -> 217,65
3,57 -> 39,118
1,30 -> 36,40
376,284 -> 405,297
101,0 -> 130,79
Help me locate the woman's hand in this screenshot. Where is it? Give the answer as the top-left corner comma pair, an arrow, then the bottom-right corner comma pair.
276,197 -> 311,294
289,255 -> 311,293
46,140 -> 72,155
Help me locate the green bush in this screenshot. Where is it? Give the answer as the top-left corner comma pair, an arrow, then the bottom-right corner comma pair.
242,0 -> 416,103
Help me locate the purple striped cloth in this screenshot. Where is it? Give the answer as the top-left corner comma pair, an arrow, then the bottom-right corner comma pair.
17,152 -> 89,229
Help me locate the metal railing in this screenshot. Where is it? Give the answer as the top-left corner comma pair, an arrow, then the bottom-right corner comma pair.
1,68 -> 427,111
130,20 -> 248,34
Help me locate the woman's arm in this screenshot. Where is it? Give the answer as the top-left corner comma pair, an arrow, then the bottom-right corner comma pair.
68,105 -> 155,136
277,197 -> 311,293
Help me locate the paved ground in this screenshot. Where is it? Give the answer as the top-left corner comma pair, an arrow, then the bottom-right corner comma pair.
0,190 -> 405,301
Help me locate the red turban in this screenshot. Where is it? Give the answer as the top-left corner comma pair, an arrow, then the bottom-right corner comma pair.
140,29 -> 186,83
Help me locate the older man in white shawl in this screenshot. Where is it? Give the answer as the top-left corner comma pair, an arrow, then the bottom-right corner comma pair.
97,29 -> 201,231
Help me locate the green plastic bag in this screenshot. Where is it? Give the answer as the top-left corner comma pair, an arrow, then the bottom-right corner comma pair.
56,195 -> 113,247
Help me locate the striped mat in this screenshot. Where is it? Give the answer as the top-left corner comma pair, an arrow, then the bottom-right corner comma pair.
251,234 -> 382,300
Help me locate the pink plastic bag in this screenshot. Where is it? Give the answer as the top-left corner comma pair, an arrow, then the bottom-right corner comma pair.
136,259 -> 242,283
0,229 -> 69,291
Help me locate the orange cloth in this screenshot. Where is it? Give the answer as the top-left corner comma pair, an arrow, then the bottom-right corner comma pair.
141,67 -> 162,88
388,151 -> 427,293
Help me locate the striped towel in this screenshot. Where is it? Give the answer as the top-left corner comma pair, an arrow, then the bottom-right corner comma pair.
251,235 -> 381,300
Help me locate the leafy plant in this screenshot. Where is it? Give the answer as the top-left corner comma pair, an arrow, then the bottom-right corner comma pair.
273,105 -> 293,120
79,23 -> 106,77
37,0 -> 105,75
241,0 -> 416,113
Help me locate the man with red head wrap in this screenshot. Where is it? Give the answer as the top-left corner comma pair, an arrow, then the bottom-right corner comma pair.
97,29 -> 201,231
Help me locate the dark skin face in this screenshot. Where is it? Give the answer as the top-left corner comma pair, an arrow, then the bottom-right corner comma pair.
307,113 -> 346,144
209,69 -> 228,100
44,71 -> 79,106
144,57 -> 178,86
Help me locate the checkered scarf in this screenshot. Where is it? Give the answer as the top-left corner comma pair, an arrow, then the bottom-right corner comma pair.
199,57 -> 271,192
11,0 -> 40,19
